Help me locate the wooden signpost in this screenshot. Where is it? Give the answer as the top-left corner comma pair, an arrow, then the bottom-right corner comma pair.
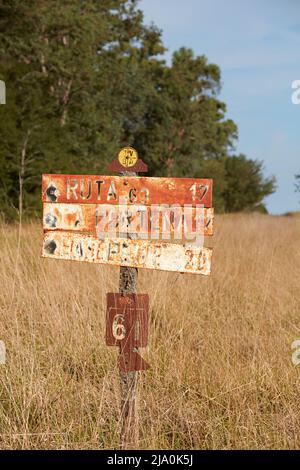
41,147 -> 214,448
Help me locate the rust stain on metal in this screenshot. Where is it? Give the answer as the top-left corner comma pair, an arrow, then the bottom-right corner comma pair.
41,172 -> 214,275
106,293 -> 149,372
118,351 -> 149,373
108,158 -> 148,174
42,231 -> 212,275
42,174 -> 213,207
43,203 -> 214,236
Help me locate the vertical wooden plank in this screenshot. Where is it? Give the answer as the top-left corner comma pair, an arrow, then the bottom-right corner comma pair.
118,170 -> 139,449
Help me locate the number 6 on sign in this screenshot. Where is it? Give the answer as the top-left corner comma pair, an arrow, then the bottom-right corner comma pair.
112,314 -> 126,341
105,293 -> 149,371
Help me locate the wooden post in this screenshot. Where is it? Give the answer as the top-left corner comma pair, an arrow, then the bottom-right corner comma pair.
119,266 -> 139,448
119,169 -> 139,449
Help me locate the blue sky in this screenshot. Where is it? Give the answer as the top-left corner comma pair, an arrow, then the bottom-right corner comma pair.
140,0 -> 300,214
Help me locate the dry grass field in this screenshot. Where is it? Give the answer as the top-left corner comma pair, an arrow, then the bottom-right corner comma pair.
0,213 -> 300,449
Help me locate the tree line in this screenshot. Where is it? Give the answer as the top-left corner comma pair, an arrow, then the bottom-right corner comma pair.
0,0 -> 276,220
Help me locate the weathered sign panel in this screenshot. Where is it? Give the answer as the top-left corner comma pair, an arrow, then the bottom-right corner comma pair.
42,232 -> 212,275
106,293 -> 149,372
43,203 -> 214,237
42,174 -> 213,207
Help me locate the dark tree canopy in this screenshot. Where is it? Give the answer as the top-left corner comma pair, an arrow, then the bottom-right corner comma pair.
222,155 -> 276,213
0,0 -> 275,219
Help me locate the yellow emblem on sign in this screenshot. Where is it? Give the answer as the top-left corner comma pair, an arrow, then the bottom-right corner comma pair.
118,147 -> 138,168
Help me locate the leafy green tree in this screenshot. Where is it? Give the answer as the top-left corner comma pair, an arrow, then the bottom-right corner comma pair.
0,0 -> 276,218
135,48 -> 237,174
222,154 -> 276,212
132,47 -> 238,211
0,0 -> 164,217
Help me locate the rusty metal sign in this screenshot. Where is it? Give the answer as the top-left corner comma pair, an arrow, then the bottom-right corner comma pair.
43,203 -> 214,237
42,232 -> 212,275
42,169 -> 214,275
42,174 -> 213,207
106,293 -> 149,372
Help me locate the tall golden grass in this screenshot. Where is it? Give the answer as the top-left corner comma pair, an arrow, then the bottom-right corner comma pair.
0,213 -> 300,449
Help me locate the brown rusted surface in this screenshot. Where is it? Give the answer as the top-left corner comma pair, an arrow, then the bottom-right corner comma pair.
108,158 -> 148,173
42,174 -> 213,207
119,351 -> 149,373
43,203 -> 214,237
106,293 -> 149,372
106,293 -> 148,349
42,231 -> 212,275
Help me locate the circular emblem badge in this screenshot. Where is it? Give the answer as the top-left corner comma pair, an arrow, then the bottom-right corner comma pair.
118,147 -> 138,168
